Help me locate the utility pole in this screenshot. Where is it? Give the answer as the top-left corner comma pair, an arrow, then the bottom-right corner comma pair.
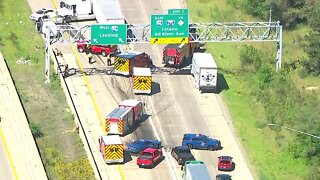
45,25 -> 51,84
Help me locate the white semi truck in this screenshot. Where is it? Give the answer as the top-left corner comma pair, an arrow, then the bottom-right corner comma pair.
93,0 -> 125,24
191,53 -> 218,92
57,0 -> 125,24
57,0 -> 95,23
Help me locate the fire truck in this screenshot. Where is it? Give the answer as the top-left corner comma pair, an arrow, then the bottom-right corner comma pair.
105,99 -> 144,135
119,99 -> 144,120
113,50 -> 152,76
99,135 -> 124,164
162,42 -> 200,67
132,67 -> 152,95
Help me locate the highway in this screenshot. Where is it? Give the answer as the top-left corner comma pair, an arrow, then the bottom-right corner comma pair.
118,0 -> 222,178
27,0 -> 255,179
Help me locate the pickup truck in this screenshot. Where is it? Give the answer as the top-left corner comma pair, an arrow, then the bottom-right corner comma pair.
76,40 -> 118,57
137,148 -> 163,168
171,146 -> 195,165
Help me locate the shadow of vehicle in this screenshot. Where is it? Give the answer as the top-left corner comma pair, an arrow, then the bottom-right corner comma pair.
122,114 -> 150,136
216,73 -> 230,94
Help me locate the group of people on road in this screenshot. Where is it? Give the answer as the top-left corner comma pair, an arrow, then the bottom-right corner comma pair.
85,44 -> 113,65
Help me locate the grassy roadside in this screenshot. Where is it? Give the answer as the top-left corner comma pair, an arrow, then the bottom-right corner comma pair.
0,0 -> 94,179
187,0 -> 309,179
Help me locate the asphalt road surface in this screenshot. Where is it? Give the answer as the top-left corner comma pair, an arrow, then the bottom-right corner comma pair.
30,0 -> 255,179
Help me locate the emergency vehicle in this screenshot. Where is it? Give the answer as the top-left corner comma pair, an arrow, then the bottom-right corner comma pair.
132,67 -> 152,95
99,135 -> 124,163
113,50 -> 152,76
162,42 -> 200,66
105,99 -> 144,135
119,99 -> 144,120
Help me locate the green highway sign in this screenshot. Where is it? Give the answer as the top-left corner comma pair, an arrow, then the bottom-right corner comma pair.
151,14 -> 189,44
168,9 -> 189,15
91,24 -> 127,45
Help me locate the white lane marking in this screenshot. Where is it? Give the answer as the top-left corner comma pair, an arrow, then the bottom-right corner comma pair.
145,98 -> 178,180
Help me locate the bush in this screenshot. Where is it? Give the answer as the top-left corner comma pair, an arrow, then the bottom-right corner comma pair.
29,122 -> 44,138
240,45 -> 262,72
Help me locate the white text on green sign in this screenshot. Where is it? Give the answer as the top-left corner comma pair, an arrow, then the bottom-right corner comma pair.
151,14 -> 189,38
91,24 -> 127,45
168,9 -> 189,15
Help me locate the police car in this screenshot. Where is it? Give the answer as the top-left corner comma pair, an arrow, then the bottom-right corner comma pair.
128,139 -> 161,154
182,133 -> 221,151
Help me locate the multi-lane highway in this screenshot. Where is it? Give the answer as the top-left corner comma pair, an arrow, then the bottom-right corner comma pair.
26,0 -> 255,179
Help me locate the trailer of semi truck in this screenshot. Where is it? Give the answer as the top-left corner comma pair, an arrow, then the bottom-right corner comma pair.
93,0 -> 125,24
191,53 -> 218,92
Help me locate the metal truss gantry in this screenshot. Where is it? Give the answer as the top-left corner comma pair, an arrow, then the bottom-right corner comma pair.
46,21 -> 282,82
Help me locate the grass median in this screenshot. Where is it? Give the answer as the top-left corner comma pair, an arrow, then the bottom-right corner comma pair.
0,0 -> 94,179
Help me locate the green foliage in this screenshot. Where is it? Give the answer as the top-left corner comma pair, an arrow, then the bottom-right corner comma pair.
229,0 -> 309,29
239,45 -> 262,71
55,158 -> 95,180
303,5 -> 320,76
29,122 -> 44,138
245,0 -> 268,18
0,0 -> 94,179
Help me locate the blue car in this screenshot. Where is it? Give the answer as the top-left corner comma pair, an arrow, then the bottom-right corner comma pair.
182,133 -> 221,151
128,139 -> 161,154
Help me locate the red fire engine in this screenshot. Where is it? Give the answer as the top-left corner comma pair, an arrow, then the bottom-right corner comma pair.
162,42 -> 200,66
105,99 -> 143,135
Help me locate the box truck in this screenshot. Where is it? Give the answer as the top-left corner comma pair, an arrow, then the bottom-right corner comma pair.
191,53 -> 218,92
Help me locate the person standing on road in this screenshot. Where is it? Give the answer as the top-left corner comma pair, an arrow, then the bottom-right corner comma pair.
107,53 -> 112,66
86,50 -> 93,64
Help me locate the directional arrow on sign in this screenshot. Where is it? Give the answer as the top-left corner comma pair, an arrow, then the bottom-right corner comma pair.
181,38 -> 186,43
93,39 -> 98,43
119,38 -> 124,43
153,39 -> 158,43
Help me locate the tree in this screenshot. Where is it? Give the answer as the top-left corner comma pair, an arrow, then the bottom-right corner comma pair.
304,5 -> 320,75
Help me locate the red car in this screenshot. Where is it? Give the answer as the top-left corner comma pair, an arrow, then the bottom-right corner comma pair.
76,40 -> 118,57
218,156 -> 234,171
137,148 -> 163,168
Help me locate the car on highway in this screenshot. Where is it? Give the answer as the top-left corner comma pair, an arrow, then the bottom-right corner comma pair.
137,148 -> 163,168
218,156 -> 234,171
216,174 -> 232,180
182,133 -> 221,151
76,40 -> 118,57
30,8 -> 56,21
128,139 -> 161,154
171,146 -> 195,165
